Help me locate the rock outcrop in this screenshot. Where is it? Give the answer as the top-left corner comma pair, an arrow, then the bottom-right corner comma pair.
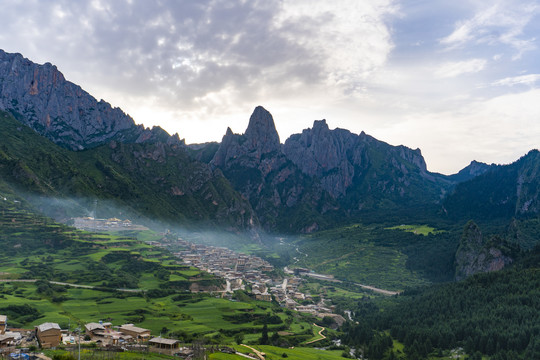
0,49 -> 175,150
454,221 -> 515,280
211,106 -> 336,231
283,119 -> 448,205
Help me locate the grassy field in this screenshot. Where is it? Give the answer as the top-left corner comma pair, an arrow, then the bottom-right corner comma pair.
209,345 -> 346,360
0,280 -> 323,346
280,221 -> 459,291
386,224 -> 444,236
287,224 -> 429,291
45,348 -> 179,359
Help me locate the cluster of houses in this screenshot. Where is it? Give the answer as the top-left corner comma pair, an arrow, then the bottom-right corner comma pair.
71,217 -> 148,231
0,317 -> 190,357
169,239 -> 275,301
158,237 -> 345,324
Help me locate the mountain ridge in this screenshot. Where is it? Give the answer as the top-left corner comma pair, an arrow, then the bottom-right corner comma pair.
0,49 -> 179,150
2,48 -> 536,233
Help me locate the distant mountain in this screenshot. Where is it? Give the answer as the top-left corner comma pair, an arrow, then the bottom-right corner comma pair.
447,160 -> 494,183
0,49 -> 174,150
207,106 -> 460,231
444,150 -> 540,220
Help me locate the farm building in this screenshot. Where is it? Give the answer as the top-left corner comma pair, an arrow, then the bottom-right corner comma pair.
149,337 -> 180,355
36,322 -> 62,348
118,324 -> 151,342
85,322 -> 105,337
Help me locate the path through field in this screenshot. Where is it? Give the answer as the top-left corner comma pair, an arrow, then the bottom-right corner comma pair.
304,324 -> 326,344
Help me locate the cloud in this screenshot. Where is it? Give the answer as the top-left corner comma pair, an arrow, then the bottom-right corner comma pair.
491,74 -> 540,87
440,1 -> 540,59
0,0 -> 397,108
373,88 -> 540,173
434,58 -> 487,78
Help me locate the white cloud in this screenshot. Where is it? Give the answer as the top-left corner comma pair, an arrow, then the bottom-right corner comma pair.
373,88 -> 540,173
434,58 -> 487,78
278,0 -> 398,93
491,74 -> 540,87
440,1 -> 540,58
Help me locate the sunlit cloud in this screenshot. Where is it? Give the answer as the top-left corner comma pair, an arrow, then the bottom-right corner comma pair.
491,74 -> 540,87
434,59 -> 487,78
440,1 -> 540,59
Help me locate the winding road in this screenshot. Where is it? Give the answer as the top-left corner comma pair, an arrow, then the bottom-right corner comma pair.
305,324 -> 326,344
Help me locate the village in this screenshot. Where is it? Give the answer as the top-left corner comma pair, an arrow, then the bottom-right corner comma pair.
156,237 -> 345,324
0,315 -> 203,359
0,234 -> 344,359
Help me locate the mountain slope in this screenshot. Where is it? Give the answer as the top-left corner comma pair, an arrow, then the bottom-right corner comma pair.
0,110 -> 255,229
0,49 -> 172,150
444,150 -> 540,220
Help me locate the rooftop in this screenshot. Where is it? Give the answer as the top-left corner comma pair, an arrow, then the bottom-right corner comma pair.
85,323 -> 105,332
37,322 -> 61,332
119,324 -> 150,334
149,337 -> 179,345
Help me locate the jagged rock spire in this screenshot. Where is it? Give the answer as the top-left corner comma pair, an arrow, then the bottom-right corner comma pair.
244,106 -> 281,154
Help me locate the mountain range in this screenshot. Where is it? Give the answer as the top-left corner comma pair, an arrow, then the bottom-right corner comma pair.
1,49 -> 539,234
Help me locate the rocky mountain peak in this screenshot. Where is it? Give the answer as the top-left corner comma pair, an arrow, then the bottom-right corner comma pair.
244,105 -> 281,154
0,49 -> 149,150
312,119 -> 329,131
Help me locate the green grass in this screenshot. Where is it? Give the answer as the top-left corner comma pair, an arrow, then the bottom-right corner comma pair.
226,345 -> 346,360
386,224 -> 444,236
45,348 -> 178,359
288,224 -> 430,291
0,282 -> 322,345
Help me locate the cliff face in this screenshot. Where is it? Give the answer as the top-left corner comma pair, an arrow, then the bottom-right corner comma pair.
283,120 -> 359,197
454,221 -> 514,281
0,49 -> 171,150
211,106 -> 336,232
284,119 -> 448,207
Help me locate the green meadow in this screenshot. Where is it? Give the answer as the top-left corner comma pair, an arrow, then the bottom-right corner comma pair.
0,281 -> 323,347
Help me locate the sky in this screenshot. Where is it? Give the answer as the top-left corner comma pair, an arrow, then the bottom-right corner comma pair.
1,0 -> 539,174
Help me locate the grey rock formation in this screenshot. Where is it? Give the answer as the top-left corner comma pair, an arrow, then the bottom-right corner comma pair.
283,119 -> 440,199
244,105 -> 281,155
212,106 -> 281,168
0,49 -> 176,150
454,221 -> 514,280
283,120 -> 358,197
211,106 -> 333,231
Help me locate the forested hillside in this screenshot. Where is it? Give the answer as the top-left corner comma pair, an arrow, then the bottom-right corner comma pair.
341,245 -> 540,359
